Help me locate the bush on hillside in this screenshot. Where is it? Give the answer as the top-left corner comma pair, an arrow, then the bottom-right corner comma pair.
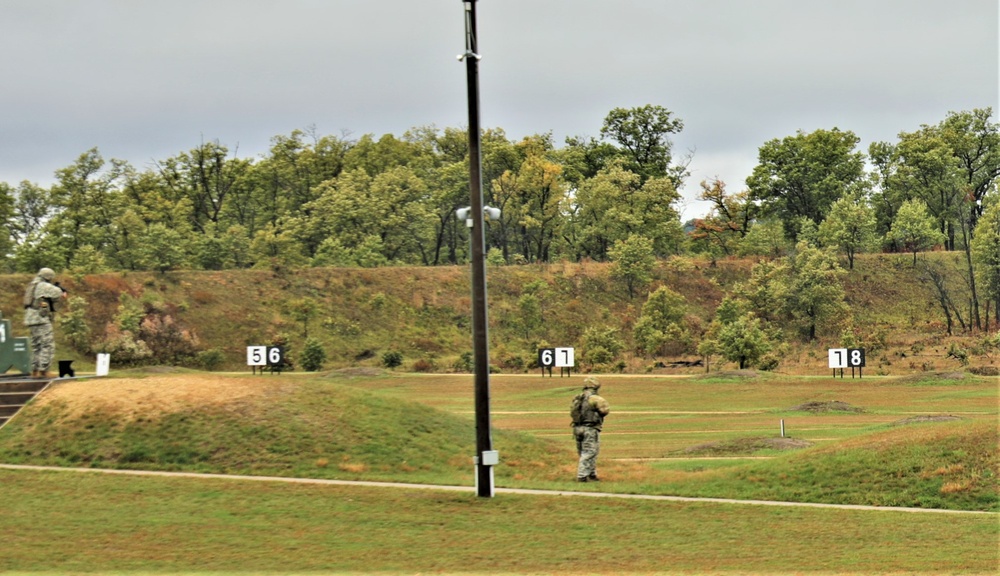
382,350 -> 403,370
300,338 -> 327,372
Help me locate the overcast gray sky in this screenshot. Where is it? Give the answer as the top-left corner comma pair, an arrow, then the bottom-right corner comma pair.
1,0 -> 997,219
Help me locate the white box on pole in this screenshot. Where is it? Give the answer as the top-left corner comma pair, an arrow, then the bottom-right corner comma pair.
96,353 -> 111,376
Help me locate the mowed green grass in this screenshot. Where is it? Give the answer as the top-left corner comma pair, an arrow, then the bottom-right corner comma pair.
0,369 -> 997,574
1,467 -> 997,575
340,371 -> 999,509
346,371 -> 996,452
2,370 -> 996,509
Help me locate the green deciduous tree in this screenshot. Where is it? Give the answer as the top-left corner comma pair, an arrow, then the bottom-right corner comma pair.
608,234 -> 656,299
156,142 -> 253,235
600,104 -> 688,186
716,313 -> 773,370
633,286 -> 688,356
737,219 -> 790,258
940,108 -> 1000,232
888,199 -> 947,265
747,128 -> 867,239
571,160 -> 683,261
970,200 -> 1000,329
137,223 -> 190,273
784,242 -> 849,341
690,179 -> 754,259
733,259 -> 789,324
818,194 -> 879,269
0,183 -> 14,272
8,181 -> 51,248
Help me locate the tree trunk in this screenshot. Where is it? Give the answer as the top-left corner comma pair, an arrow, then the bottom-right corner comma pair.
959,210 -> 982,330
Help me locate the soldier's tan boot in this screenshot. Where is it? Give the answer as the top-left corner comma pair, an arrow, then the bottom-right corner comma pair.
39,371 -> 53,379
30,370 -> 39,378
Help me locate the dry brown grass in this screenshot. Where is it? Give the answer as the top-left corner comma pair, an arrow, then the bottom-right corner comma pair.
35,374 -> 293,420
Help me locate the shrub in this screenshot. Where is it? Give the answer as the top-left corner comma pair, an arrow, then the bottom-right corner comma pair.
139,314 -> 199,364
300,338 -> 327,372
382,350 -> 403,370
195,348 -> 225,371
93,326 -> 153,366
582,326 -> 625,367
968,365 -> 999,377
412,358 -> 435,372
58,296 -> 92,354
946,343 -> 969,366
452,351 -> 474,373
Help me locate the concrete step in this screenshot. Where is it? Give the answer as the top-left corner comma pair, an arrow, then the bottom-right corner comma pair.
0,380 -> 49,394
0,392 -> 35,405
0,405 -> 22,417
0,392 -> 36,404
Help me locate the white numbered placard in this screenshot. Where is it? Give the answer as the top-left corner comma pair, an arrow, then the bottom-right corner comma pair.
554,347 -> 575,368
247,346 -> 267,366
828,348 -> 848,369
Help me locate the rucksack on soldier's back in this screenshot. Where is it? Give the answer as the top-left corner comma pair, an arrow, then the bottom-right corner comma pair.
570,392 -> 587,423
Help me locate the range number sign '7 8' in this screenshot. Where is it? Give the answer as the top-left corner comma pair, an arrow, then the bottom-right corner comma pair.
828,348 -> 865,369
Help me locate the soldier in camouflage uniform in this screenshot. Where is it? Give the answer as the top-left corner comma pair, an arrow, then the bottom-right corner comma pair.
571,376 -> 611,482
23,267 -> 67,378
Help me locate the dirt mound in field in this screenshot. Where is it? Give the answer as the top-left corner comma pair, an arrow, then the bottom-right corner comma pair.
682,436 -> 813,456
329,367 -> 387,377
891,414 -> 964,426
790,401 -> 864,413
709,370 -> 760,379
892,371 -> 966,384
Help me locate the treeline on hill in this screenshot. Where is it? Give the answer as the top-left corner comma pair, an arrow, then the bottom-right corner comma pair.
0,105 -> 998,369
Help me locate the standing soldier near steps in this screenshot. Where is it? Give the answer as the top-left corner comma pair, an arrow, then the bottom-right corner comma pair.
571,376 -> 611,482
23,267 -> 67,378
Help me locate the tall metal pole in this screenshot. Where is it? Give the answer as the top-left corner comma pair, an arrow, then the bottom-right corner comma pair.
461,0 -> 495,498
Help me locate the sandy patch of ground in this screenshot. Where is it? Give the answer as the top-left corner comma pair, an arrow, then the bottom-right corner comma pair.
35,374 -> 286,419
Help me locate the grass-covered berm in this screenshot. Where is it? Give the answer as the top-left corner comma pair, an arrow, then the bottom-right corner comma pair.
0,251 -> 997,375
1,370 -> 996,512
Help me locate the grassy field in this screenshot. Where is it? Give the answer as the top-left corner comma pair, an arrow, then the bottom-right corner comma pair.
0,369 -> 997,574
1,466 -> 997,575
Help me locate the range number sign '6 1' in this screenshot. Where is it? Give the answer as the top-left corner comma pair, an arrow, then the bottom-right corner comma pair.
828,348 -> 865,369
538,347 -> 575,368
